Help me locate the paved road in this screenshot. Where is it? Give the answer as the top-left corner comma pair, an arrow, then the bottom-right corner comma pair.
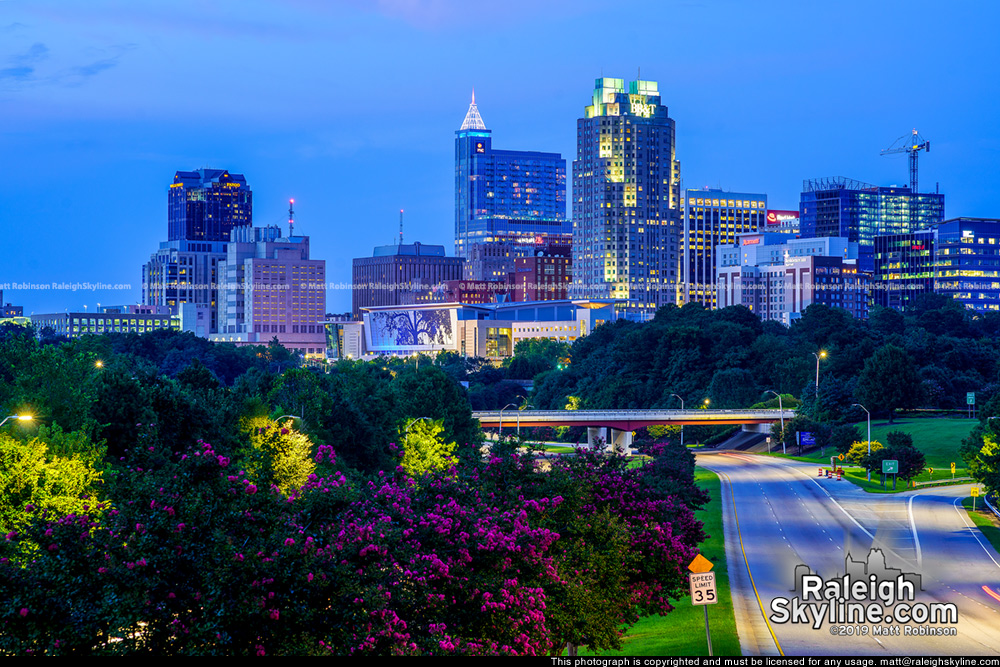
697,452 -> 1000,656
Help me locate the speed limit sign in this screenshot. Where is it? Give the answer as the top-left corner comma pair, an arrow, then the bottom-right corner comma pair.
690,572 -> 718,606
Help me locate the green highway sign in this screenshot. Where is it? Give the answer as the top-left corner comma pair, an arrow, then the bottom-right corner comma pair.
882,460 -> 899,474
968,392 -> 976,405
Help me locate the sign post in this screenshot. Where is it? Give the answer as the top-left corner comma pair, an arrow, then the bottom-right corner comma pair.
972,485 -> 980,512
968,392 -> 976,419
951,462 -> 956,480
688,554 -> 717,656
882,459 -> 899,490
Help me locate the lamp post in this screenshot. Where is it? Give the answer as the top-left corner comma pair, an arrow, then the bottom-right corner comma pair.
498,403 -> 517,439
766,390 -> 785,455
0,415 -> 33,429
852,403 -> 871,481
517,402 -> 534,438
671,393 -> 685,448
812,350 -> 827,399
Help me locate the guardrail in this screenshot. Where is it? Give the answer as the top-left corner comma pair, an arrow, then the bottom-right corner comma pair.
984,492 -> 1000,522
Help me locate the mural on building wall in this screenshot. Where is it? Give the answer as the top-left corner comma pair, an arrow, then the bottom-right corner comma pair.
366,308 -> 455,351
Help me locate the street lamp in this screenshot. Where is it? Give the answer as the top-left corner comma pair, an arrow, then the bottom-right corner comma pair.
670,393 -> 685,448
766,390 -> 785,455
812,350 -> 827,399
0,414 -> 33,429
517,402 -> 534,437
498,403 -> 517,439
852,403 -> 871,481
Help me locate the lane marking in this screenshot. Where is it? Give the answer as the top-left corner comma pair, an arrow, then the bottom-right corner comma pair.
727,453 -> 875,540
951,497 -> 1000,570
908,493 -> 923,566
706,464 -> 784,656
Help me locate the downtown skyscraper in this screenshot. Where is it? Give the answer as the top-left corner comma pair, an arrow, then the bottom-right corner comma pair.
455,92 -> 569,281
571,77 -> 681,317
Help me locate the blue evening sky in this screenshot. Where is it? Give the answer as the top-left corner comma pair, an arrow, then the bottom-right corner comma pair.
1,0 -> 998,315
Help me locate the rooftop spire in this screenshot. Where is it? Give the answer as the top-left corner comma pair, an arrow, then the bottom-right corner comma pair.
460,89 -> 487,130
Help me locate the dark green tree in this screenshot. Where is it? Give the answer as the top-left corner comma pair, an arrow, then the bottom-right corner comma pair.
853,344 -> 921,423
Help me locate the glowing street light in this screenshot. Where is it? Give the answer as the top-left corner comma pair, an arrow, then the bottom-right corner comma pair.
0,414 -> 33,429
812,351 -> 827,399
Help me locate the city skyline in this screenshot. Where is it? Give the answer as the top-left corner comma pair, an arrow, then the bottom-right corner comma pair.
2,0 -> 998,314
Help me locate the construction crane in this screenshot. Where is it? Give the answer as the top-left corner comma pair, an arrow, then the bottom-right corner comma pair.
880,128 -> 930,193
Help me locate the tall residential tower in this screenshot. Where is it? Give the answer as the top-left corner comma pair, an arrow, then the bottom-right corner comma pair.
571,77 -> 681,318
455,92 -> 569,281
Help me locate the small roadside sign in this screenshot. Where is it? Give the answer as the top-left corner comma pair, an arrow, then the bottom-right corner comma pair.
951,462 -> 956,473
688,554 -> 716,656
882,460 -> 899,474
972,487 -> 980,497
690,571 -> 718,606
687,554 -> 713,573
968,392 -> 976,405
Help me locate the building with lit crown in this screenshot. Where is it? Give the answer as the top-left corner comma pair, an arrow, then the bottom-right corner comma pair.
169,169 -> 252,242
571,77 -> 681,318
455,92 -> 569,281
143,169 -> 254,335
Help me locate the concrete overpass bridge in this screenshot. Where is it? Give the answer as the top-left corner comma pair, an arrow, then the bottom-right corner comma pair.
472,408 -> 796,451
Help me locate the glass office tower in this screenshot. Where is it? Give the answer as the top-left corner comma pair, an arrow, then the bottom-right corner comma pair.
168,169 -> 253,242
571,77 -> 681,318
800,177 -> 944,272
455,92 -> 568,281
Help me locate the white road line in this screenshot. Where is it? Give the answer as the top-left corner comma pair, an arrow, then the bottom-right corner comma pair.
951,497 -> 1000,571
909,493 -> 923,566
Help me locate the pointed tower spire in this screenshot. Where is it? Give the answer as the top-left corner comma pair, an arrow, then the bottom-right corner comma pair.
460,89 -> 487,130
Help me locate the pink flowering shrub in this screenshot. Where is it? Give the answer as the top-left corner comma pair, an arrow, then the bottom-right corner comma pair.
0,435 -> 705,656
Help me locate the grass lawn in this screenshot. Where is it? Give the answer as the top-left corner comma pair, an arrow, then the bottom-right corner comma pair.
860,418 -> 975,469
582,467 -> 741,656
767,417 -> 977,493
960,496 -> 1000,555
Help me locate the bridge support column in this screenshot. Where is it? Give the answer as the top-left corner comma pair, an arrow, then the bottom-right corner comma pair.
587,427 -> 604,449
608,428 -> 633,455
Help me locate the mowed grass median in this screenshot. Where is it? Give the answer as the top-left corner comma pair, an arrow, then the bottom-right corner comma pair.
582,467 -> 741,656
779,417 -> 977,493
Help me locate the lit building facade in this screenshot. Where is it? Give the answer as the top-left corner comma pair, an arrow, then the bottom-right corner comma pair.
168,169 -> 252,242
873,218 -> 1000,312
513,245 -> 572,302
934,218 -> 1000,310
873,229 -> 937,310
31,306 -> 176,339
455,92 -> 569,280
717,232 -> 868,322
682,189 -> 767,307
361,299 -> 616,360
142,239 -> 228,333
1,290 -> 23,318
212,226 -> 326,358
800,177 -> 944,272
352,242 -> 465,319
571,77 -> 681,318
143,168 -> 254,335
